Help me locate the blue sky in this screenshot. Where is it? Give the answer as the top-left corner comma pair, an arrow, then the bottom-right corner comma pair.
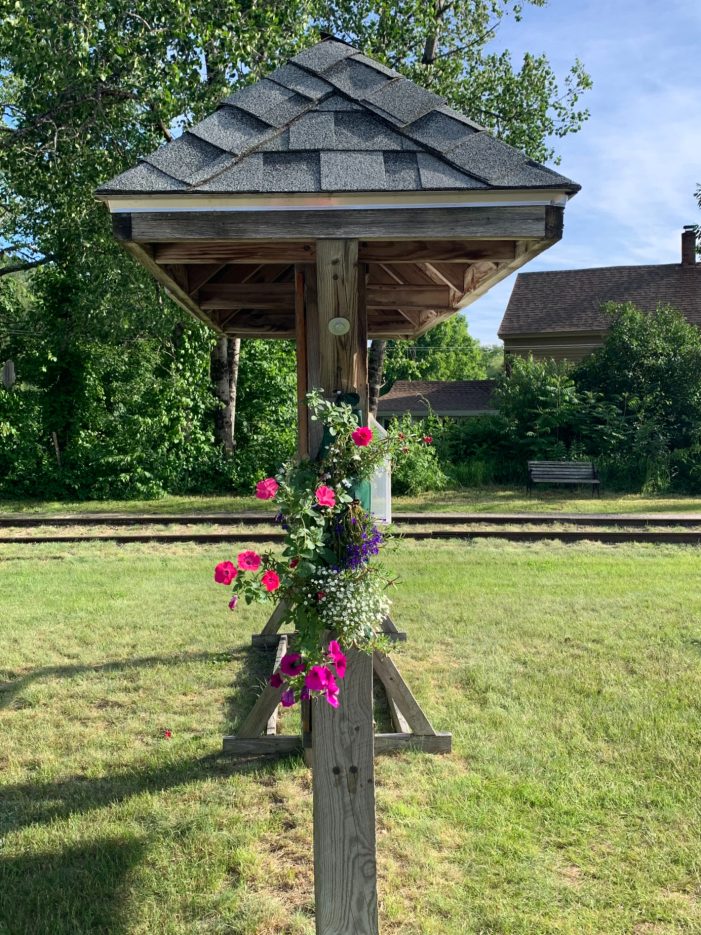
466,0 -> 701,345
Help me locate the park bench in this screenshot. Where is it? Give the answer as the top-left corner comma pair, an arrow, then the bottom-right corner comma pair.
527,460 -> 600,497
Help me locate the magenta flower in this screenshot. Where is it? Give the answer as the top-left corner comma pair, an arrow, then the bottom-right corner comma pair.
352,426 -> 373,447
305,665 -> 334,693
228,594 -> 239,611
423,435 -> 433,445
214,561 -> 237,585
300,687 -> 310,701
325,687 -> 340,708
237,550 -> 261,572
327,640 -> 347,679
261,570 -> 280,592
281,689 -> 296,707
269,671 -> 284,688
255,477 -> 279,500
280,653 -> 305,677
315,485 -> 336,508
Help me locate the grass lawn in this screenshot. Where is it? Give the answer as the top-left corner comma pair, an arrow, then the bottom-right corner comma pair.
4,487 -> 701,516
2,539 -> 701,934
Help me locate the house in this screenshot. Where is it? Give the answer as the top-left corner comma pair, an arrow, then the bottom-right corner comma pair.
377,379 -> 496,423
498,227 -> 700,363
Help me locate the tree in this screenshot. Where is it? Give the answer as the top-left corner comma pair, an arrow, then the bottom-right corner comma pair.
383,315 -> 486,386
0,1 -> 591,497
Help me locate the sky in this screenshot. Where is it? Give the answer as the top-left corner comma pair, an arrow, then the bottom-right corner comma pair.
465,0 -> 701,345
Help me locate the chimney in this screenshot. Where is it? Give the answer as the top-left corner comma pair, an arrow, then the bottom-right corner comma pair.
682,226 -> 698,266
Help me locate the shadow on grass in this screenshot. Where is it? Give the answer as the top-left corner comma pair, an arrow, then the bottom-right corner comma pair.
0,645 -> 276,715
1,639 -> 298,840
0,836 -> 146,935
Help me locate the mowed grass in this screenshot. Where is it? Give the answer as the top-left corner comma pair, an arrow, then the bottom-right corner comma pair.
1,540 -> 701,934
4,487 -> 701,516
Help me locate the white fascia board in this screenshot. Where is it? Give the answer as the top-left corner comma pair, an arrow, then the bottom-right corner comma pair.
100,189 -> 571,214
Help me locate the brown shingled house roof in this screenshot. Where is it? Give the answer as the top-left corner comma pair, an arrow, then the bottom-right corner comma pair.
377,380 -> 496,418
499,230 -> 700,339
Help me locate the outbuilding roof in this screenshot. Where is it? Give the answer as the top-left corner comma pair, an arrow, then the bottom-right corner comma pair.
98,37 -> 579,197
377,379 -> 496,417
499,262 -> 701,336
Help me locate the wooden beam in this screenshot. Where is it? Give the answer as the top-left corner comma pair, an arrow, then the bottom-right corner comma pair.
372,651 -> 437,736
119,240 -> 223,334
153,242 -> 316,264
367,283 -> 458,309
199,282 -> 295,309
361,239 -> 517,263
187,263 -> 228,294
266,634 -> 288,736
222,731 -> 452,758
127,205 -> 554,242
295,267 -> 309,459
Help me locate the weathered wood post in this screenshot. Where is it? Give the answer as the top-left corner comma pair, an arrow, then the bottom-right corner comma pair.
296,241 -> 378,933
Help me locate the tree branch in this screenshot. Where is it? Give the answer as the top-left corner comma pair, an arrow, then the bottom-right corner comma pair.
0,254 -> 54,276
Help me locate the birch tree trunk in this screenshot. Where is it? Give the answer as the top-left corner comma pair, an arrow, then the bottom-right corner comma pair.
367,339 -> 386,418
211,336 -> 240,453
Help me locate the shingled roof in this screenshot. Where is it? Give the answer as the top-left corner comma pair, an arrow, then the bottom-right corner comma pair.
499,262 -> 701,336
377,379 -> 496,418
98,37 -> 579,197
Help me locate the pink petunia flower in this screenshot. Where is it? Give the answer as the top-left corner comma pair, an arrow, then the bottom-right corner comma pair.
305,665 -> 334,693
281,689 -> 296,707
289,558 -> 299,569
214,561 -> 238,585
255,477 -> 279,500
352,426 -> 373,447
261,570 -> 280,592
327,640 -> 347,679
269,671 -> 284,688
280,653 -> 305,677
228,594 -> 239,611
423,435 -> 433,444
163,729 -> 173,739
325,691 -> 340,708
237,550 -> 261,572
315,486 -> 336,508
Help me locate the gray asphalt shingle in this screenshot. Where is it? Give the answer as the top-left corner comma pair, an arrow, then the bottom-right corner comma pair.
224,79 -> 312,127
383,153 -> 420,190
291,39 -> 358,73
100,161 -> 189,192
366,78 -> 444,126
417,153 -> 486,190
97,37 -> 579,196
188,105 -> 273,154
333,111 -> 407,151
322,58 -> 392,98
143,133 -> 233,185
289,112 -> 335,150
268,62 -> 334,100
263,152 -> 321,191
402,109 -> 476,152
320,151 -> 385,190
448,132 -> 573,188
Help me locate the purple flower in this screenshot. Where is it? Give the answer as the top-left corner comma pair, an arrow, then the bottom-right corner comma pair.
281,689 -> 296,707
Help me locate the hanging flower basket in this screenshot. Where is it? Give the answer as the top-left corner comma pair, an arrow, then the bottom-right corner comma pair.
213,390 -> 429,710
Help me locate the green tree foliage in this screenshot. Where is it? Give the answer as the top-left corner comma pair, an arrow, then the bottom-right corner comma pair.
383,315 -> 486,385
575,303 -> 701,490
0,1 -> 591,499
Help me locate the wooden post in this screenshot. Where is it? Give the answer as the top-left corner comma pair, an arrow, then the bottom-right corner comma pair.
309,239 -> 379,935
313,648 -> 378,934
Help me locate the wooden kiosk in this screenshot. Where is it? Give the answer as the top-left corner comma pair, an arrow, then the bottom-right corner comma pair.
97,36 -> 578,935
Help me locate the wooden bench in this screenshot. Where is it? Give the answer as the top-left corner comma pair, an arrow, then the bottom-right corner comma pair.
527,460 -> 600,497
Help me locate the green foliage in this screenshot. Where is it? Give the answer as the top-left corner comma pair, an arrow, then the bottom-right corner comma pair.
389,412 -> 448,495
383,315 -> 487,385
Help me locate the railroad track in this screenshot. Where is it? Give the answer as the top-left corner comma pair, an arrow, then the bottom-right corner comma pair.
2,511 -> 701,528
2,529 -> 701,545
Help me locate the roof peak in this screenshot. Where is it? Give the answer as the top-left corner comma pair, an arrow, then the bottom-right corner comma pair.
97,37 -> 579,197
